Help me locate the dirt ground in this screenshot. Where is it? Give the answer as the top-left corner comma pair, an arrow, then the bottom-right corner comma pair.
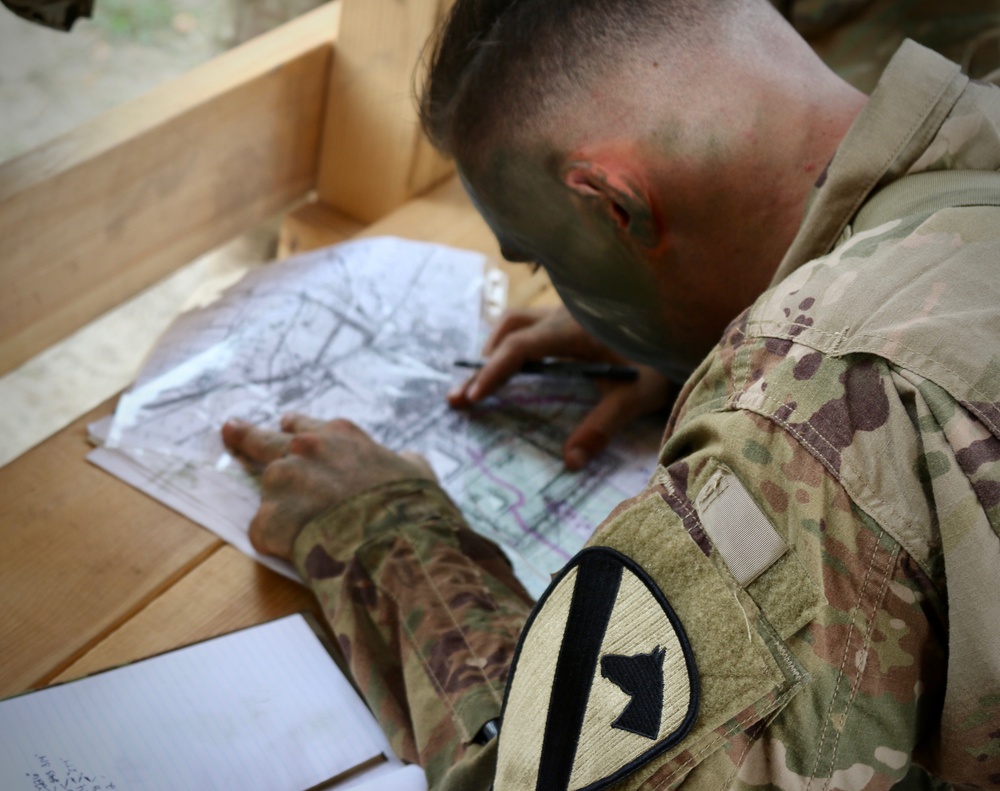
0,0 -> 324,162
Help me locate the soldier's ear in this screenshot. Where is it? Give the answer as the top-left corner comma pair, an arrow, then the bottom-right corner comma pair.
562,159 -> 663,252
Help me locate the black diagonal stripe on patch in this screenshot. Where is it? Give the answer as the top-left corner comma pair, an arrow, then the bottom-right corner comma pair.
536,551 -> 623,791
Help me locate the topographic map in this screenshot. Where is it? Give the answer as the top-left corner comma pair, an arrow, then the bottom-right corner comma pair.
90,237 -> 659,596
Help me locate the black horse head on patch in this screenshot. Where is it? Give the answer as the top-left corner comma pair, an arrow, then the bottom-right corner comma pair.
600,646 -> 666,740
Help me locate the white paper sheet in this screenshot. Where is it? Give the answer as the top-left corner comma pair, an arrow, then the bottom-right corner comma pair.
347,764 -> 428,791
0,615 -> 402,791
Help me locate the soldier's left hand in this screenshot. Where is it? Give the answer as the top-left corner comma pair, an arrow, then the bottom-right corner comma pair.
221,413 -> 436,559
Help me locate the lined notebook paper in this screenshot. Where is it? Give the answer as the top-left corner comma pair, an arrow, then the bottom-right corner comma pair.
0,615 -> 417,791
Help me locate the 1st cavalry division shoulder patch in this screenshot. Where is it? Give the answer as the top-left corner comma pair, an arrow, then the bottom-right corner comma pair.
495,547 -> 699,791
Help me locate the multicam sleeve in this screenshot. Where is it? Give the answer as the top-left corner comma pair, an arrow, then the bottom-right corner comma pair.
492,391 -> 954,789
291,479 -> 534,791
785,0 -> 1000,93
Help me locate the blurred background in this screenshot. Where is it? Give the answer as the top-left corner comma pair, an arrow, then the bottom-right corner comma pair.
0,0 -> 326,163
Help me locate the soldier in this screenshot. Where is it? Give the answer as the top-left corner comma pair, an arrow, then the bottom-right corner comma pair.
222,0 -> 1000,788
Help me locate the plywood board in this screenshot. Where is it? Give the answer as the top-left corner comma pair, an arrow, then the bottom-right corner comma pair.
54,547 -> 321,684
315,0 -> 456,222
278,199 -> 366,258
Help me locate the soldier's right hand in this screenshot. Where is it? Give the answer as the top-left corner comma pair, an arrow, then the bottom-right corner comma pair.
447,305 -> 674,471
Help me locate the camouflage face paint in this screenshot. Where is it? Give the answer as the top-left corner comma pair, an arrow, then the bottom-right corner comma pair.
459,155 -> 695,378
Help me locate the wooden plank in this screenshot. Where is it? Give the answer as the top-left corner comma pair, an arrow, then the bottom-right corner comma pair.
53,547 -> 321,684
1,180 -> 557,699
278,199 -> 366,258
0,399 -> 221,698
315,0 -> 456,223
0,1 -> 342,377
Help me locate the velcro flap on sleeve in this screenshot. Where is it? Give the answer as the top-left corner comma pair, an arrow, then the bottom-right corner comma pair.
695,466 -> 788,586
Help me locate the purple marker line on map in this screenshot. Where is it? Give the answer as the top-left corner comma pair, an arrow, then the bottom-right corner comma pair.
466,447 -> 571,560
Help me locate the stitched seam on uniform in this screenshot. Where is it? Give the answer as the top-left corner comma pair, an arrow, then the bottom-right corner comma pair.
744,324 -> 1000,435
830,326 -> 850,356
669,651 -> 815,791
644,627 -> 809,790
742,392 -> 930,570
650,620 -> 801,791
368,531 -> 503,740
627,491 -> 769,788
753,388 -> 938,583
404,527 -> 506,706
765,404 -> 928,565
806,525 -> 883,788
721,734 -> 754,791
819,538 -> 897,791
720,706 -> 786,791
376,566 -> 469,739
724,623 -> 809,788
647,705 -> 763,791
820,64 -> 962,255
736,316 -> 756,397
657,475 -> 700,527
764,404 -> 913,534
658,482 -> 715,558
765,625 -> 808,689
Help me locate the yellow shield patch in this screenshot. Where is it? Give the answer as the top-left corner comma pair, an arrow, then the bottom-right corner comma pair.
495,547 -> 699,791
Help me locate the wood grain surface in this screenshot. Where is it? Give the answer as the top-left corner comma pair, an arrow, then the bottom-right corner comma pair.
0,400 -> 219,697
315,0 -> 457,223
53,547 -> 321,684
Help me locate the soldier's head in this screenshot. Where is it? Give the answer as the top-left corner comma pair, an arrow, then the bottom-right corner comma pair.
420,0 -> 865,378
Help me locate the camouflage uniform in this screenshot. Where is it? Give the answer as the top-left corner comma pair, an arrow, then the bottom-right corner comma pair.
779,0 -> 1000,93
294,480 -> 529,789
294,42 -> 1000,791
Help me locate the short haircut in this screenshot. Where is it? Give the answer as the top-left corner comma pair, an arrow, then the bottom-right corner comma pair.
419,0 -> 726,167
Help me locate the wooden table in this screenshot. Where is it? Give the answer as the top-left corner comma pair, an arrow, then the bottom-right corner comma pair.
0,177 -> 555,698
